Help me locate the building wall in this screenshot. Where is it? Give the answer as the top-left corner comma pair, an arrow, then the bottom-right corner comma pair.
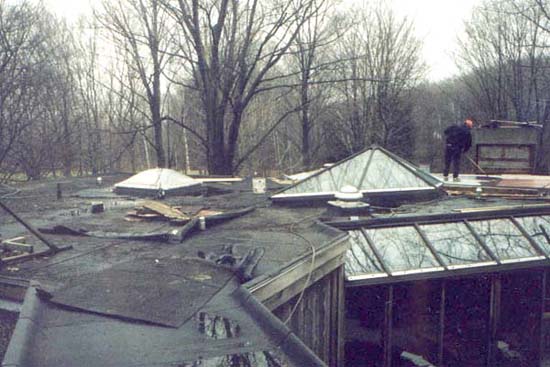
472,127 -> 541,173
272,266 -> 345,367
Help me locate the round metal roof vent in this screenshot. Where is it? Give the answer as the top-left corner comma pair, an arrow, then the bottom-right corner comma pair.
334,185 -> 363,201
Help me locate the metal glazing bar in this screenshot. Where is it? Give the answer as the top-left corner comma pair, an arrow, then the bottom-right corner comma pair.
510,217 -> 549,258
463,220 -> 500,264
414,223 -> 448,270
328,169 -> 338,191
540,225 -> 550,246
360,228 -> 392,275
358,149 -> 376,189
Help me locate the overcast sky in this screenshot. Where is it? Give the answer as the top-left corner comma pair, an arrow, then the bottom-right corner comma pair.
43,0 -> 482,81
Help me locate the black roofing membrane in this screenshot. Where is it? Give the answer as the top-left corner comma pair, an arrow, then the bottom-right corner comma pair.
49,258 -> 235,327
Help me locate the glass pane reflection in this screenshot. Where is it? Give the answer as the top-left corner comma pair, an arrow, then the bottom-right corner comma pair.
360,150 -> 430,190
281,148 -> 432,195
468,219 -> 537,261
346,230 -> 386,278
284,150 -> 373,194
514,216 -> 550,255
365,227 -> 439,272
421,222 -> 491,266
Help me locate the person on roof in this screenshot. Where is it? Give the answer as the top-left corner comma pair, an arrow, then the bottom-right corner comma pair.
443,118 -> 473,182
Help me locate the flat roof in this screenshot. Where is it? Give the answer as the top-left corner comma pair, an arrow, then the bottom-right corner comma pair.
0,174 -> 343,367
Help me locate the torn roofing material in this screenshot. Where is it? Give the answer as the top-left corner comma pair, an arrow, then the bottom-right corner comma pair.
47,258 -> 235,328
113,168 -> 201,196
271,146 -> 442,203
3,281 -> 325,367
0,182 -> 345,367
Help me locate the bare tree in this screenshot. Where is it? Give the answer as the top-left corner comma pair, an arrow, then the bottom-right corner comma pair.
162,0 -> 323,175
286,0 -> 340,169
458,0 -> 550,173
0,1 -> 77,180
98,0 -> 173,168
328,4 -> 425,159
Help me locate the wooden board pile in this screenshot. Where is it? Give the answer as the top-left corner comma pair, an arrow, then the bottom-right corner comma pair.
0,236 -> 34,266
126,200 -> 222,225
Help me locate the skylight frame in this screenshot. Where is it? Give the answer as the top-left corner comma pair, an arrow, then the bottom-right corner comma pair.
342,211 -> 550,287
271,146 -> 442,202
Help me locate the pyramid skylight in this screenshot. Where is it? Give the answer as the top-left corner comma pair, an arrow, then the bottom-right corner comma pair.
272,146 -> 440,202
114,168 -> 201,196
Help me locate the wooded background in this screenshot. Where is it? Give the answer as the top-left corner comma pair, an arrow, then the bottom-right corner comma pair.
2,0 -> 550,180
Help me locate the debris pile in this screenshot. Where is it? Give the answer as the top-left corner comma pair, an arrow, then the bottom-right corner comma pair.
125,200 -> 221,225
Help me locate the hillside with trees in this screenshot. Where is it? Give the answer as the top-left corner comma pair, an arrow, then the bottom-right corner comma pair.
1,0 -> 550,181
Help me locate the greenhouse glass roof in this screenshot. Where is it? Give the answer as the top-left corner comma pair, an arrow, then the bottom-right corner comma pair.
271,146 -> 440,202
344,214 -> 550,285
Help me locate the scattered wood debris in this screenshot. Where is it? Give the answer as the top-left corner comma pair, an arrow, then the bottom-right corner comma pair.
1,236 -> 33,254
0,236 -> 35,266
125,200 -> 224,225
126,200 -> 190,224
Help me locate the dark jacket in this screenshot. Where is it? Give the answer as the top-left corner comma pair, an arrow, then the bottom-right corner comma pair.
444,124 -> 472,153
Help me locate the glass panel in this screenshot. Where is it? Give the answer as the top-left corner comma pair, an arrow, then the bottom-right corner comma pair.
360,150 -> 431,190
468,219 -> 538,261
345,230 -> 386,278
284,149 -> 373,194
366,227 -> 439,273
280,148 -> 433,196
332,150 -> 373,190
514,216 -> 550,255
284,171 -> 337,194
421,222 -> 491,266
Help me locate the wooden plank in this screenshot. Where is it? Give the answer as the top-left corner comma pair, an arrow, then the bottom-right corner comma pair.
262,254 -> 345,311
2,239 -> 33,254
138,200 -> 189,221
2,237 -> 25,243
0,201 -> 59,251
0,245 -> 71,265
249,236 -> 348,304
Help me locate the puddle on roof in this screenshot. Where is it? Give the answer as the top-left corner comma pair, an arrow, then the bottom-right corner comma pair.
192,314 -> 291,366
181,350 -> 290,367
196,312 -> 240,339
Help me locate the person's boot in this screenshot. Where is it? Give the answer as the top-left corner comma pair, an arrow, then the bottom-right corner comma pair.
443,175 -> 449,181
453,176 -> 460,182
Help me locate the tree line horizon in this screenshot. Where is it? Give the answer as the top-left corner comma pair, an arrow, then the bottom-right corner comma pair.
1,0 -> 550,181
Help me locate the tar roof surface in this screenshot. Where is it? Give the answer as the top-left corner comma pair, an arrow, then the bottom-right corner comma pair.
2,174 -> 550,366
0,175 -> 342,367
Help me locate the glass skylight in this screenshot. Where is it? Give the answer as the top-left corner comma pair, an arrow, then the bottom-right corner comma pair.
272,146 -> 438,199
345,214 -> 549,284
